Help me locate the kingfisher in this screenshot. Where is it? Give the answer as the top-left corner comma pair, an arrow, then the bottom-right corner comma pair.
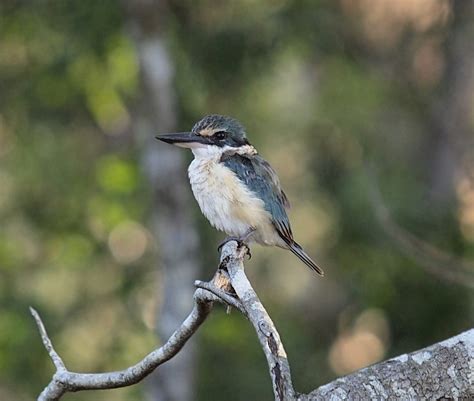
155,115 -> 323,275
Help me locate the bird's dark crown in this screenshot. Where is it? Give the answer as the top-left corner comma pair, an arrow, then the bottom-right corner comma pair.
192,114 -> 249,148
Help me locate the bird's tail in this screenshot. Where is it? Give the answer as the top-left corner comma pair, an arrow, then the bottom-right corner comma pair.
288,241 -> 324,276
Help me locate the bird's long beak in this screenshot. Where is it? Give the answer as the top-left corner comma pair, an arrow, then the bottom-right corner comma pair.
155,132 -> 209,148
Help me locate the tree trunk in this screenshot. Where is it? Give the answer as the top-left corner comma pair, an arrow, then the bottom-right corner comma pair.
426,0 -> 474,207
124,1 -> 200,400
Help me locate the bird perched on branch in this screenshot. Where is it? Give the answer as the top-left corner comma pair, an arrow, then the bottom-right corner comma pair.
156,115 -> 323,275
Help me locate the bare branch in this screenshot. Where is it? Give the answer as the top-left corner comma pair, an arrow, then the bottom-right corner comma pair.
34,296 -> 213,401
33,241 -> 295,401
194,280 -> 247,315
29,307 -> 66,372
219,242 -> 296,401
33,241 -> 473,401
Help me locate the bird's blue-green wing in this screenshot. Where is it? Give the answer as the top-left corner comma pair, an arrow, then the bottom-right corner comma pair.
222,152 -> 324,275
221,153 -> 293,241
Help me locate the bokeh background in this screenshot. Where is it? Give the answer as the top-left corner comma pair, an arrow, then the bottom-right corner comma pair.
1,1 -> 473,400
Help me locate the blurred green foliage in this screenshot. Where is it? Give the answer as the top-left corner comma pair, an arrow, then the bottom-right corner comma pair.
1,1 -> 473,400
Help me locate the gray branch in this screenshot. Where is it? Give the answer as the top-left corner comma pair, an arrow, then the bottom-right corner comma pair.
194,279 -> 247,316
29,307 -> 66,372
33,297 -> 213,401
304,328 -> 474,400
219,242 -> 296,400
32,241 -> 474,401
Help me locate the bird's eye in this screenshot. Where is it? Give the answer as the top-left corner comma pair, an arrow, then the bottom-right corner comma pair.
214,131 -> 227,140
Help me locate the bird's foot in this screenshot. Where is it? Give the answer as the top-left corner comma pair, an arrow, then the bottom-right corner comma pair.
235,242 -> 251,259
217,236 -> 252,259
242,245 -> 251,259
217,236 -> 241,253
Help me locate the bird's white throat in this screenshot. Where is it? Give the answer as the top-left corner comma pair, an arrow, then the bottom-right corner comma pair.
190,144 -> 257,160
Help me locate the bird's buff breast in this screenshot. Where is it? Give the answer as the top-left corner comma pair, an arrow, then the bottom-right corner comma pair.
188,158 -> 271,239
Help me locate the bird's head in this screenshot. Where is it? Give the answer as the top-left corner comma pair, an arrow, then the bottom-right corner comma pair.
156,115 -> 251,157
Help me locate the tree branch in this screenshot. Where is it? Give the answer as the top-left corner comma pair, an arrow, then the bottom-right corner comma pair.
367,170 -> 474,288
194,280 -> 247,316
32,241 -> 473,401
219,242 -> 296,400
33,288 -> 214,401
304,328 -> 474,400
29,307 -> 66,372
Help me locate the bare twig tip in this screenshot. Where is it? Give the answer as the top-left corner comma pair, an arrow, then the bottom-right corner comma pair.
29,306 -> 45,333
29,306 -> 67,372
29,306 -> 38,317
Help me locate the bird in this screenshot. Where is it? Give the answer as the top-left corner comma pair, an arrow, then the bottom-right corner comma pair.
155,114 -> 324,275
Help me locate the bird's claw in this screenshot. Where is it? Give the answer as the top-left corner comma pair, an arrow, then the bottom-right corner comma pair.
240,243 -> 252,259
245,247 -> 252,259
234,240 -> 251,259
217,237 -> 252,259
217,236 -> 240,253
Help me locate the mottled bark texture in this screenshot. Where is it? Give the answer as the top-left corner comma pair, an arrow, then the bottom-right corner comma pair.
305,329 -> 474,401
32,241 -> 474,401
124,1 -> 201,401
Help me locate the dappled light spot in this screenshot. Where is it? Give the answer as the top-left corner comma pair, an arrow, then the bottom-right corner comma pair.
106,36 -> 139,95
87,215 -> 108,241
67,36 -> 137,136
96,155 -> 138,194
130,272 -> 159,330
87,195 -> 131,232
354,308 -> 391,345
58,301 -> 121,369
0,218 -> 40,269
49,234 -> 94,267
329,331 -> 385,375
88,85 -> 130,135
329,308 -> 390,375
266,249 -> 316,302
108,220 -> 148,264
30,268 -> 82,313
